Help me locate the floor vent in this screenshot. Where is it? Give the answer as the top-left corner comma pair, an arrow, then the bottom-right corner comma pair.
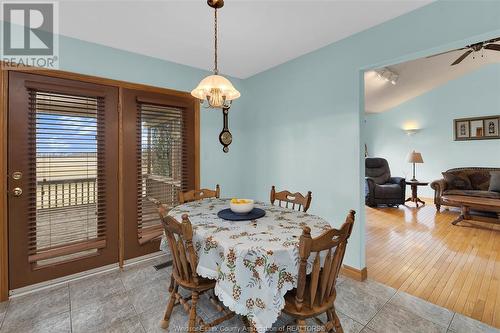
153,260 -> 173,271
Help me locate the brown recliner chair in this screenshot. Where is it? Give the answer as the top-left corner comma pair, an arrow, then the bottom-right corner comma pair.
365,158 -> 406,207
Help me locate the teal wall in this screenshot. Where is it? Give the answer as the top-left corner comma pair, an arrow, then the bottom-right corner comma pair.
365,64 -> 500,197
56,35 -> 248,198
242,0 -> 500,270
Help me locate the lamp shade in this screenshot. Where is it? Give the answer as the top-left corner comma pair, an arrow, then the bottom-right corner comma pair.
191,74 -> 241,102
406,150 -> 424,163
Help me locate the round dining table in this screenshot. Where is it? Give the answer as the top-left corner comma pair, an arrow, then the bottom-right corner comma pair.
160,198 -> 332,332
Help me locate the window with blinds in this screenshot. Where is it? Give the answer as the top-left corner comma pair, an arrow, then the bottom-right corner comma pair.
136,103 -> 187,244
30,90 -> 106,265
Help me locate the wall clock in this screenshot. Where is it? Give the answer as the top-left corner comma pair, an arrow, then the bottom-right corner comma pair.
219,107 -> 232,152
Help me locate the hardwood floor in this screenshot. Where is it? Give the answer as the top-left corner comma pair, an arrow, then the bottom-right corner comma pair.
366,198 -> 500,329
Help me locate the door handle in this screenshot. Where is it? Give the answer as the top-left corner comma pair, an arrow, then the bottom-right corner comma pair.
12,187 -> 23,197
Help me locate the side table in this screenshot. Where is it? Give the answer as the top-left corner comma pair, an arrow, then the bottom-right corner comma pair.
405,181 -> 429,208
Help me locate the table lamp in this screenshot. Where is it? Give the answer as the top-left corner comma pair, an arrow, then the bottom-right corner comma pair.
406,150 -> 424,181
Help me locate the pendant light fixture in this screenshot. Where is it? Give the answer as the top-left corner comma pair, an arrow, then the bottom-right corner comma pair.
191,0 -> 240,109
191,0 -> 240,153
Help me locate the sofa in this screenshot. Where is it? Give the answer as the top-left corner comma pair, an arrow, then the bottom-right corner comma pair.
431,167 -> 500,211
365,158 -> 406,207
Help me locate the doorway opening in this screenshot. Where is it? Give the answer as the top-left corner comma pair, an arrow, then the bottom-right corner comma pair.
363,36 -> 500,329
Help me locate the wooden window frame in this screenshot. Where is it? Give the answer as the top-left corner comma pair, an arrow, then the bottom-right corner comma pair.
0,64 -> 200,301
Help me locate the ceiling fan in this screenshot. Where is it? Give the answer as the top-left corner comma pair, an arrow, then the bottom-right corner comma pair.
428,37 -> 500,65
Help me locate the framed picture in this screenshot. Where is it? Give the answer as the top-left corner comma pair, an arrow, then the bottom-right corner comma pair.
470,120 -> 484,138
455,120 -> 469,139
484,118 -> 499,137
454,115 -> 500,141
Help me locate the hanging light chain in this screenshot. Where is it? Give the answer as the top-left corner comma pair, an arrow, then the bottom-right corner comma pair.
191,0 -> 239,111
213,8 -> 218,74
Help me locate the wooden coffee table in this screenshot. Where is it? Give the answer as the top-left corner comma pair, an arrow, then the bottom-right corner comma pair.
441,195 -> 500,225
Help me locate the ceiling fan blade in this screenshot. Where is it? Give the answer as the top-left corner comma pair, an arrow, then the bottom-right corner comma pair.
451,50 -> 473,65
426,47 -> 466,58
484,43 -> 500,51
484,37 -> 500,44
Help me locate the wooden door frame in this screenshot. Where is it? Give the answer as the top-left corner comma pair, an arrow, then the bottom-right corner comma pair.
1,66 -> 8,301
0,64 -> 200,301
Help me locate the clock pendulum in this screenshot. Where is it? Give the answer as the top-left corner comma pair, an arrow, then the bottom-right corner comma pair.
219,106 -> 232,153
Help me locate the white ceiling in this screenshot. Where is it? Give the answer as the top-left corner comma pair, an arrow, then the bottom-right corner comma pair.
57,0 -> 433,78
365,45 -> 500,113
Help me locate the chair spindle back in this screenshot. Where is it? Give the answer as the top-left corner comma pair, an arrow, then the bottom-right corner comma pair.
294,210 -> 355,311
179,184 -> 220,204
158,206 -> 199,285
270,185 -> 312,212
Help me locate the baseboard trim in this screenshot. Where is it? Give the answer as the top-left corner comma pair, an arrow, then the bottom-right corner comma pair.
341,265 -> 367,281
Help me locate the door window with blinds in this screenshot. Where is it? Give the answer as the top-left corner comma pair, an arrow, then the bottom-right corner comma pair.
8,72 -> 118,289
137,103 -> 185,244
123,90 -> 196,259
34,91 -> 104,265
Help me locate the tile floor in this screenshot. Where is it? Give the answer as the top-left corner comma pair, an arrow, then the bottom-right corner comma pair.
0,254 -> 498,333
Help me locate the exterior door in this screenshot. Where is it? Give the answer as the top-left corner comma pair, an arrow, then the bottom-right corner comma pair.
8,72 -> 119,289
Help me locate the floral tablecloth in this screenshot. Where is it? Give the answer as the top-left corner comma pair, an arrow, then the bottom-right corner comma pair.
160,198 -> 332,332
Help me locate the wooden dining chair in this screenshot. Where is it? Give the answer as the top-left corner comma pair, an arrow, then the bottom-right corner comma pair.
179,184 -> 221,204
157,207 -> 234,331
281,210 -> 356,333
270,186 -> 312,212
